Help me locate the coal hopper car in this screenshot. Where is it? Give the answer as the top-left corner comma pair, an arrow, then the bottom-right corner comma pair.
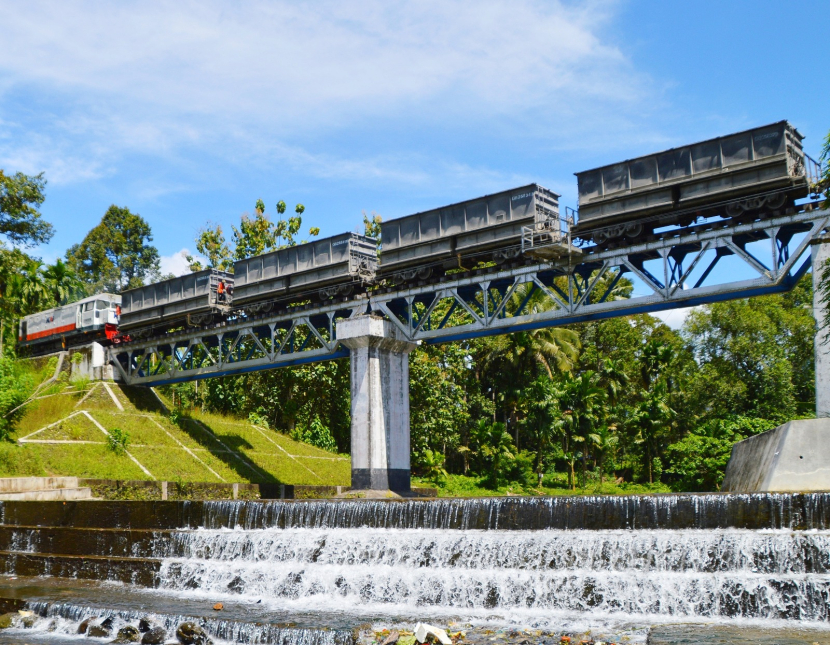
379,184 -> 560,283
117,268 -> 234,338
232,232 -> 378,312
573,121 -> 810,245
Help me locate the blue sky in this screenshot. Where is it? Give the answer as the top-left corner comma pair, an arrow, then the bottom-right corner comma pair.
1,0 -> 828,301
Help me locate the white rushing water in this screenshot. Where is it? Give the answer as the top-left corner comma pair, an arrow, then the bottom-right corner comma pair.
154,526 -> 830,633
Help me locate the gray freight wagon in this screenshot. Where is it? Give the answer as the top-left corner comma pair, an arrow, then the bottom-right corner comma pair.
573,121 -> 809,244
119,269 -> 233,334
233,232 -> 378,311
380,184 -> 560,281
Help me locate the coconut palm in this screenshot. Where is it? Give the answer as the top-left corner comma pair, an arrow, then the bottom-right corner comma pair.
42,259 -> 86,305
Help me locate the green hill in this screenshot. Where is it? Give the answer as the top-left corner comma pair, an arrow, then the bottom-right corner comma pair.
0,370 -> 351,485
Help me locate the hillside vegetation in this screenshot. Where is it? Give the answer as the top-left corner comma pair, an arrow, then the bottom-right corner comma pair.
0,361 -> 350,485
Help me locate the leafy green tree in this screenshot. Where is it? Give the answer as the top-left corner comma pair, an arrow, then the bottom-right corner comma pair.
475,420 -> 516,489
67,205 -> 160,292
665,416 -> 775,491
420,449 -> 449,485
41,259 -> 86,305
187,224 -> 233,272
683,282 -> 814,422
0,170 -> 52,247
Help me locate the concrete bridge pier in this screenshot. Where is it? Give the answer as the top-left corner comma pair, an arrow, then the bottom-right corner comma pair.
337,316 -> 418,492
813,234 -> 830,418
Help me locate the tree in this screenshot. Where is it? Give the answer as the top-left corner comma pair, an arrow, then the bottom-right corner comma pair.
41,259 -> 86,306
188,200 -> 321,272
67,205 -> 160,292
0,170 -> 53,247
187,224 -> 233,272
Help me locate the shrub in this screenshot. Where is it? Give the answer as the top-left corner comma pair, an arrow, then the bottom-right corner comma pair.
107,427 -> 130,455
292,416 -> 337,453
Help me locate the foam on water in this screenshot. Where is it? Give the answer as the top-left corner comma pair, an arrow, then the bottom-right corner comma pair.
154,526 -> 830,633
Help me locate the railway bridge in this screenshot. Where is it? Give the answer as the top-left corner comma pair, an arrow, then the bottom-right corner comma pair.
107,204 -> 830,492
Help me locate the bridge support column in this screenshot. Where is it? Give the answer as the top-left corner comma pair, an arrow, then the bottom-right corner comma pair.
337,316 -> 418,492
813,235 -> 830,417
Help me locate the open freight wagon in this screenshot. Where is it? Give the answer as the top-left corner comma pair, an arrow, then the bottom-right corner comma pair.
118,268 -> 233,336
232,232 -> 378,312
379,183 -> 560,282
573,121 -> 810,244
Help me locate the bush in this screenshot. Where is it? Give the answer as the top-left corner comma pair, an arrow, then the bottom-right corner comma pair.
291,416 -> 337,453
0,357 -> 36,439
665,416 -> 775,492
106,427 -> 130,455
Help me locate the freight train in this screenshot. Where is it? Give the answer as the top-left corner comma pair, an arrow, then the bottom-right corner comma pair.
19,120 -> 821,355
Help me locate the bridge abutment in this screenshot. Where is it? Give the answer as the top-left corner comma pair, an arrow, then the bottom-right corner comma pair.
337,316 -> 418,492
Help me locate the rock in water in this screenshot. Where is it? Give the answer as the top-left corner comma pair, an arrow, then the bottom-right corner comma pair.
138,618 -> 153,632
414,623 -> 452,645
78,618 -> 95,634
88,623 -> 112,638
141,626 -> 167,644
176,621 -> 213,645
113,625 -> 141,643
0,613 -> 17,629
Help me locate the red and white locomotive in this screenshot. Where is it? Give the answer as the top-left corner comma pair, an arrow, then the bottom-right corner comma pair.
18,294 -> 121,355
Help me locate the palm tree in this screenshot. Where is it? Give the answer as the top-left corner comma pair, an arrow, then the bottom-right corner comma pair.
483,281 -> 581,447
475,420 -> 516,489
559,371 -> 606,489
42,259 -> 86,305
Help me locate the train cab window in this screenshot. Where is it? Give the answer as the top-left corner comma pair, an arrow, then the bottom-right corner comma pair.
96,300 -> 110,310
84,302 -> 94,311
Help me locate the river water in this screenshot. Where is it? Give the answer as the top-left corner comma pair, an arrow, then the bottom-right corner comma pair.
1,494 -> 829,644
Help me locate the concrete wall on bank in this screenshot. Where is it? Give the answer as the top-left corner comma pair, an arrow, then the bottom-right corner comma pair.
722,419 -> 830,492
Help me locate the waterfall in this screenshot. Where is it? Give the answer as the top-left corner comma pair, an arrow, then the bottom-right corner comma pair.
3,494 -> 830,641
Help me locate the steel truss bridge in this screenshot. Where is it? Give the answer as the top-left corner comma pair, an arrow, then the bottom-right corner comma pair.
110,206 -> 829,386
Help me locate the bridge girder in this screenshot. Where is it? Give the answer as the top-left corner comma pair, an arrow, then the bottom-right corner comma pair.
110,207 -> 829,386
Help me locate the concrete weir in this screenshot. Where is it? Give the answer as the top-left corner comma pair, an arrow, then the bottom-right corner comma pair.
337,316 -> 418,492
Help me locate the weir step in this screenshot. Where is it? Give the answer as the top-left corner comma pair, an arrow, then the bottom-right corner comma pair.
0,487 -> 92,501
0,551 -> 160,586
0,477 -> 80,493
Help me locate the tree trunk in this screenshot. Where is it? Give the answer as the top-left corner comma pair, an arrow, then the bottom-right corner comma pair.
0,319 -> 4,357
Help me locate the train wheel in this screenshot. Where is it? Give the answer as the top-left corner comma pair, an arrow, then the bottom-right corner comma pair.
416,267 -> 433,280
725,202 -> 744,217
765,193 -> 787,210
624,222 -> 643,238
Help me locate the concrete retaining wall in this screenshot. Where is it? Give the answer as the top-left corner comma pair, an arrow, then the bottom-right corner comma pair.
722,418 -> 830,492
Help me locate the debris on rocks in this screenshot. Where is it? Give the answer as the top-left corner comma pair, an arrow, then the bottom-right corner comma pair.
213,602 -> 224,611
415,623 -> 453,645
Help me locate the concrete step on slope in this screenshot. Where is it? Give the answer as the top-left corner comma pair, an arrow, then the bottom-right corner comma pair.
0,487 -> 93,501
0,477 -> 80,493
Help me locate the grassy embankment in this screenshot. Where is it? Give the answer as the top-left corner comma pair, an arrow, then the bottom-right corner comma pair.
0,363 -> 350,485
412,473 -> 671,498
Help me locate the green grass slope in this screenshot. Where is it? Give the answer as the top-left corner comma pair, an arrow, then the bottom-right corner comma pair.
0,378 -> 350,485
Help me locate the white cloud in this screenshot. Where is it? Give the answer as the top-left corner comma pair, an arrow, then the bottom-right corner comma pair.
159,248 -> 202,277
652,306 -> 701,331
0,0 -> 654,186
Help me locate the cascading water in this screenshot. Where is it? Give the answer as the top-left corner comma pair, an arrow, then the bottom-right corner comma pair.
2,494 -> 830,643
151,495 -> 830,637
